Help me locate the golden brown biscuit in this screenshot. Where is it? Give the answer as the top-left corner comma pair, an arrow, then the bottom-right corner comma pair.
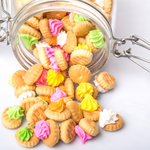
70,48 -> 93,66
70,13 -> 76,24
36,85 -> 56,96
69,65 -> 92,84
77,37 -> 86,45
11,70 -> 26,89
1,108 -> 22,129
63,97 -> 73,104
15,126 -> 40,147
79,118 -> 99,136
40,18 -> 52,39
63,31 -> 77,53
35,13 -> 43,20
66,101 -> 83,124
26,103 -> 47,126
25,16 -> 40,30
24,64 -> 43,86
55,49 -> 68,71
73,21 -> 94,36
60,119 -> 76,144
64,78 -> 74,99
46,36 -> 57,46
19,24 -> 41,40
43,119 -> 59,147
33,47 -> 40,60
46,11 -> 67,20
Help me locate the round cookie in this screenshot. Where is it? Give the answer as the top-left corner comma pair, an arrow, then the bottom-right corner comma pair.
60,119 -> 76,144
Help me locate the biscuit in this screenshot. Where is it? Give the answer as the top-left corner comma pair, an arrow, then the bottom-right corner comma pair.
70,13 -> 76,24
36,85 -> 56,96
38,47 -> 51,69
43,119 -> 59,147
59,85 -> 65,92
20,97 -> 42,114
66,101 -> 83,124
35,13 -> 43,20
64,78 -> 74,99
63,97 -> 73,104
38,96 -> 51,104
61,70 -> 67,80
45,108 -> 71,121
26,103 -> 47,126
24,64 -> 43,85
46,36 -> 57,46
1,108 -> 22,129
33,47 -> 40,60
15,126 -> 40,147
103,0 -> 113,14
46,11 -> 67,20
19,24 -> 41,40
79,118 -> 99,136
15,84 -> 36,98
77,37 -> 86,45
63,31 -> 77,53
70,48 -> 93,66
69,65 -> 92,84
60,119 -> 76,144
40,18 -> 52,39
73,21 -> 94,36
25,16 -> 40,30
11,70 -> 26,89
55,49 -> 68,71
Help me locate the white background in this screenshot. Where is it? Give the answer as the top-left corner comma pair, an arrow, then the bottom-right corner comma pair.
0,0 -> 150,149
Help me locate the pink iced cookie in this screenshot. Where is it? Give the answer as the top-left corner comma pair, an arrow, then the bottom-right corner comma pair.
75,125 -> 92,144
34,120 -> 50,140
35,69 -> 47,85
51,87 -> 67,102
48,19 -> 63,36
49,57 -> 60,72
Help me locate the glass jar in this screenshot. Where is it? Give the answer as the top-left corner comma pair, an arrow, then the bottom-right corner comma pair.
1,0 -> 149,74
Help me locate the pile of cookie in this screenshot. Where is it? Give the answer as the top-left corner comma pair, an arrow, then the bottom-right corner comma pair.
1,10 -> 123,148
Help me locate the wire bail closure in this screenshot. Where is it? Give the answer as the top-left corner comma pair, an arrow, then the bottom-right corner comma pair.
112,35 -> 150,73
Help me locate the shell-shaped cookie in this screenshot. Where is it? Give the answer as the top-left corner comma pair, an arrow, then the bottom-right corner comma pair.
15,126 -> 40,147
33,47 -> 39,60
38,47 -> 51,69
70,48 -> 93,66
43,119 -> 60,147
15,84 -> 36,98
61,15 -> 75,32
77,37 -> 86,45
60,119 -> 76,144
40,18 -> 52,39
1,108 -> 22,129
70,13 -> 76,24
64,78 -> 74,99
69,65 -> 92,84
63,97 -> 73,104
34,13 -> 43,20
66,101 -> 83,124
24,64 -> 43,86
97,72 -> 116,90
45,108 -> 71,121
73,21 -> 94,36
26,16 -> 40,30
103,0 -> 113,14
20,97 -> 42,114
12,70 -> 26,89
85,34 -> 101,53
63,31 -> 77,53
61,70 -> 67,80
36,85 -> 56,96
26,103 -> 47,126
55,49 -> 68,71
46,11 -> 67,20
19,24 -> 41,40
79,118 -> 99,136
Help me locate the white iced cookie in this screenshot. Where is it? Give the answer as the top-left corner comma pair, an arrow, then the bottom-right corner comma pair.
35,42 -> 50,50
18,91 -> 36,102
57,31 -> 67,47
99,109 -> 118,128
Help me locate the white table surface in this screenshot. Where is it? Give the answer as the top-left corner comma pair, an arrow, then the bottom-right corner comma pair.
0,0 -> 150,150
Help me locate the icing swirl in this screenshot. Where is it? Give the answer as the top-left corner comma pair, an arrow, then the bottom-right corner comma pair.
35,69 -> 47,85
46,69 -> 64,87
34,120 -> 50,140
18,127 -> 33,141
49,57 -> 60,72
74,44 -> 92,52
6,105 -> 24,120
20,34 -> 39,49
99,109 -> 118,128
57,31 -> 67,47
79,94 -> 99,112
75,125 -> 92,144
74,15 -> 89,23
48,19 -> 63,36
18,91 -> 35,102
77,83 -> 94,98
89,29 -> 104,49
49,99 -> 66,112
35,42 -> 50,50
51,87 -> 67,102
